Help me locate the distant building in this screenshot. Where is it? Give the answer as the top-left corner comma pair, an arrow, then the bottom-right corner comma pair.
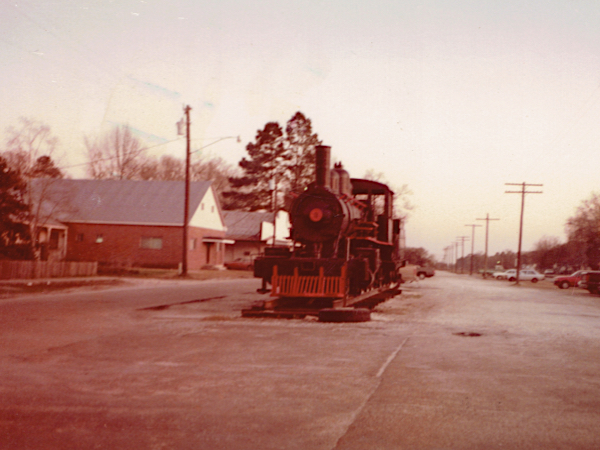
223,210 -> 291,263
33,179 -> 230,270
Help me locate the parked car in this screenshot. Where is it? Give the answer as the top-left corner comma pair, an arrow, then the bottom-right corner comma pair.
553,270 -> 587,289
496,269 -> 545,282
544,269 -> 556,278
416,266 -> 435,279
224,258 -> 254,271
578,271 -> 600,294
493,270 -> 509,280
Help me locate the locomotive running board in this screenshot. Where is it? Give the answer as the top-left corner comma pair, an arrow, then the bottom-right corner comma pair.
241,285 -> 402,318
345,285 -> 402,309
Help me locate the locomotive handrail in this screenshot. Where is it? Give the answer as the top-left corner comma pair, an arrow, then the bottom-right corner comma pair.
340,193 -> 367,210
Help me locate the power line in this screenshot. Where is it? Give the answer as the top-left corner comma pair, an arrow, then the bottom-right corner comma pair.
190,136 -> 241,154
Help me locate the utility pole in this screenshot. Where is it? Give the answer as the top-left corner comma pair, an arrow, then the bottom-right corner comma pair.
476,213 -> 500,278
270,178 -> 278,246
443,246 -> 451,270
180,105 -> 192,277
456,236 -> 469,274
454,241 -> 459,273
505,182 -> 543,285
175,113 -> 239,276
464,224 -> 482,276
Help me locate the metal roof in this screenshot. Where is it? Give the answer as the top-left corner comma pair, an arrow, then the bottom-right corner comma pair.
222,210 -> 273,240
34,179 -> 212,226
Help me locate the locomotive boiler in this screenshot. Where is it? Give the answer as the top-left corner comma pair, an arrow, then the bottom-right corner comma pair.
245,145 -> 403,320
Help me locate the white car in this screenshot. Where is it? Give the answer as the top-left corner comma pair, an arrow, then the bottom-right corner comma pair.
499,269 -> 545,283
493,270 -> 509,280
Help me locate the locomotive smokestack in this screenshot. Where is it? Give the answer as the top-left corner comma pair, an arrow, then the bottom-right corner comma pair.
315,145 -> 331,188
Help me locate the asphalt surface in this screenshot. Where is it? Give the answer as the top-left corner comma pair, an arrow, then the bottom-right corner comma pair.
0,273 -> 599,449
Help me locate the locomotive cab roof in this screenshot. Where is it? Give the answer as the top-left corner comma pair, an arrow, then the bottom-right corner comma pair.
350,178 -> 394,196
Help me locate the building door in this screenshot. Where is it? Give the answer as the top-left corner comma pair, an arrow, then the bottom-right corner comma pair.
204,242 -> 213,265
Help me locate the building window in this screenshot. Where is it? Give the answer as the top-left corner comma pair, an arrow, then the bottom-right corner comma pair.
140,236 -> 163,249
211,206 -> 215,213
75,233 -> 84,242
190,238 -> 197,250
96,235 -> 104,244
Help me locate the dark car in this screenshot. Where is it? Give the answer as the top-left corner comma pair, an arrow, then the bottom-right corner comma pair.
554,270 -> 587,289
416,266 -> 435,280
224,258 -> 254,271
578,271 -> 600,294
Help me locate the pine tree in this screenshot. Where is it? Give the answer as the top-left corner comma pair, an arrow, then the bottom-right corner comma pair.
223,122 -> 288,211
222,112 -> 321,211
0,157 -> 32,259
285,112 -> 321,193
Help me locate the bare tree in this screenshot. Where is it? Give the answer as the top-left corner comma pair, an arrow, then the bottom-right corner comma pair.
137,155 -> 183,181
191,155 -> 237,196
85,125 -> 146,179
3,117 -> 60,177
2,118 -> 64,260
566,192 -> 600,269
159,155 -> 185,180
363,169 -> 414,220
136,153 -> 237,206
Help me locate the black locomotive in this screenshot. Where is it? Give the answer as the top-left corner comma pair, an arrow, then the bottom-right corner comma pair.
249,145 -> 403,317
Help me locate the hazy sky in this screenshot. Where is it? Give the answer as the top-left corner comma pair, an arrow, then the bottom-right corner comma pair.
2,0 -> 600,260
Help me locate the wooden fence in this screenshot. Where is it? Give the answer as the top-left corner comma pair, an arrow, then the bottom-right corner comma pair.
0,261 -> 98,280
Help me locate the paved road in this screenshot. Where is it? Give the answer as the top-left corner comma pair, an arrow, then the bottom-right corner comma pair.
0,273 -> 599,449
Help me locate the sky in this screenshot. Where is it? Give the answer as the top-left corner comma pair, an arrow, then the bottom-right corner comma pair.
2,0 -> 600,261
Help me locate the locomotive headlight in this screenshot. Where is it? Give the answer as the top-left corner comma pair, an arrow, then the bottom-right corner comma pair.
309,208 -> 324,222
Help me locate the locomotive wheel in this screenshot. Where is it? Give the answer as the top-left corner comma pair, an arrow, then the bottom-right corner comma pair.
318,308 -> 371,323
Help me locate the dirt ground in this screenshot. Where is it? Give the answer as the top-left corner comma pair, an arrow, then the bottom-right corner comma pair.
1,272 -> 599,449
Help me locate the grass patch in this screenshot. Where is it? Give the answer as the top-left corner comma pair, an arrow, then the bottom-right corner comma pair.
0,279 -> 127,298
120,268 -> 255,281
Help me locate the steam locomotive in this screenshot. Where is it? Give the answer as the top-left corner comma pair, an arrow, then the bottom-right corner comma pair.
247,145 -> 403,319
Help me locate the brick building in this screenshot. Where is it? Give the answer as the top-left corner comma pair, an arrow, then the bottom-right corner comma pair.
36,179 -> 229,270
